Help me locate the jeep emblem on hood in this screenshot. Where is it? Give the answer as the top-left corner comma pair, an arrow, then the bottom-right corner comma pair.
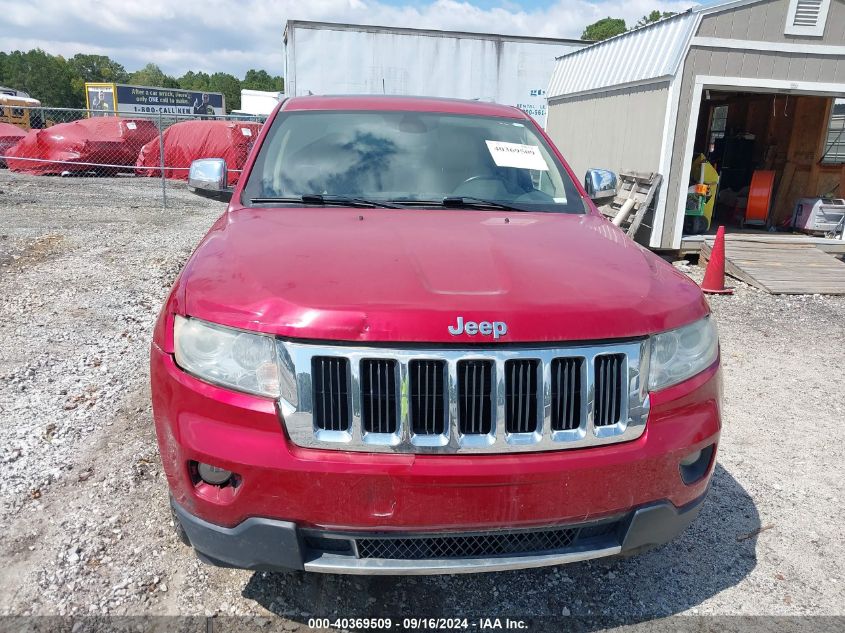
448,317 -> 508,339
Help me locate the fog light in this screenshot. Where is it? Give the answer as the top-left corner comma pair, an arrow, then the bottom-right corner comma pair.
679,450 -> 702,467
679,444 -> 715,485
196,462 -> 233,486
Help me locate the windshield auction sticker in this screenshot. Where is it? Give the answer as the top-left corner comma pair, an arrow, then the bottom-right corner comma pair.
485,140 -> 548,171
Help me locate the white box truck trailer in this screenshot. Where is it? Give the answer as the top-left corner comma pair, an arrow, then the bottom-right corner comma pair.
239,89 -> 282,116
283,21 -> 586,126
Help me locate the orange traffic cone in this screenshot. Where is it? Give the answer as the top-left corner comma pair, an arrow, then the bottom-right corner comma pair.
701,225 -> 734,295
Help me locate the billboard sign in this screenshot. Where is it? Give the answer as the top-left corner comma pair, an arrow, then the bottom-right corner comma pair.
85,83 -> 226,117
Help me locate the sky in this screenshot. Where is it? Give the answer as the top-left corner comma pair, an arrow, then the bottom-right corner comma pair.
0,0 -> 704,79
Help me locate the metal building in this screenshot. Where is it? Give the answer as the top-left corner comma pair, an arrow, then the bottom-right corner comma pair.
546,0 -> 845,250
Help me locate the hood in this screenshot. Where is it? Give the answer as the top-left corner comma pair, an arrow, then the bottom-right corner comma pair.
181,207 -> 708,343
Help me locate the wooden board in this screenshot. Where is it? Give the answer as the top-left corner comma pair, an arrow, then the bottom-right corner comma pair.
770,96 -> 833,226
700,239 -> 845,294
681,233 -> 845,257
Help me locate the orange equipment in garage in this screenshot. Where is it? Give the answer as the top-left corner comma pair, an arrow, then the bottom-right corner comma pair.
745,170 -> 775,226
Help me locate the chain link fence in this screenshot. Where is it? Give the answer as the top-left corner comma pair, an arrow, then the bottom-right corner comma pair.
0,106 -> 266,208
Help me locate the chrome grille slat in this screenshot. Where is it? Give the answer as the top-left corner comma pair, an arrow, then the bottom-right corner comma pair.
378,362 -> 385,431
598,356 -> 607,426
612,356 -> 619,423
505,359 -> 539,434
424,362 -> 430,433
409,360 -> 446,436
283,341 -> 648,454
522,364 -> 530,425
607,357 -> 614,423
458,360 -> 493,436
369,362 -> 375,430
361,359 -> 397,434
373,362 -> 378,431
594,354 -> 624,427
321,361 -> 328,427
551,357 -> 582,431
469,363 -> 475,433
517,363 -> 523,428
332,359 -> 340,430
557,360 -> 563,424
312,357 -> 350,432
612,356 -> 619,422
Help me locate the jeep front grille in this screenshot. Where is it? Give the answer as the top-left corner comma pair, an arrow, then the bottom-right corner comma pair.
277,340 -> 650,454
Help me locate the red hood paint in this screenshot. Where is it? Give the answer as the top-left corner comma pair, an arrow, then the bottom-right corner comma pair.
179,206 -> 708,343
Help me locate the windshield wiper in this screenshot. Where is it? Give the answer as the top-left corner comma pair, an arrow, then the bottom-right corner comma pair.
303,194 -> 404,209
440,196 -> 528,212
250,194 -> 403,209
301,194 -> 405,209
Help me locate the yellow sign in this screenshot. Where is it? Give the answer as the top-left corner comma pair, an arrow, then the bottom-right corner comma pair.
84,83 -> 117,116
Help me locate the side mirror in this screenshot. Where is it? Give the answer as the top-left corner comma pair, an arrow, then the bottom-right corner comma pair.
584,168 -> 617,203
188,158 -> 232,202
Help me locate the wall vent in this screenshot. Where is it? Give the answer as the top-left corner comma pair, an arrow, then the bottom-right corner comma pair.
785,0 -> 831,36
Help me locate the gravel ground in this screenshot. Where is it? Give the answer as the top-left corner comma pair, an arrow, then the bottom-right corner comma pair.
0,170 -> 843,628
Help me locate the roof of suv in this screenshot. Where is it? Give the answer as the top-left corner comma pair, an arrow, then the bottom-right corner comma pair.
281,95 -> 529,119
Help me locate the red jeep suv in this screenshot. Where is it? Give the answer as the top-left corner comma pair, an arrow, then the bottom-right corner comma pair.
151,95 -> 721,574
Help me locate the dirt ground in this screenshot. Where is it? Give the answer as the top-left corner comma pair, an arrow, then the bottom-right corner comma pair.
1,171 -> 844,628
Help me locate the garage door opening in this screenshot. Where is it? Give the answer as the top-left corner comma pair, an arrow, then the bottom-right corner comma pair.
683,89 -> 845,240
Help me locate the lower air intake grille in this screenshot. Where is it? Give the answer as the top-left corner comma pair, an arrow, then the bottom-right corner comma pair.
505,359 -> 539,434
356,526 -> 581,560
594,354 -> 624,427
312,357 -> 350,431
409,360 -> 446,435
360,359 -> 398,434
551,357 -> 583,431
457,360 -> 493,435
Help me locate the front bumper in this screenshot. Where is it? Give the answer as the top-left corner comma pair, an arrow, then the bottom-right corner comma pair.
152,342 -> 720,530
172,490 -> 709,574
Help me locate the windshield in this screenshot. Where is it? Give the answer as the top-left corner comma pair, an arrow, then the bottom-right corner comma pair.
242,110 -> 585,213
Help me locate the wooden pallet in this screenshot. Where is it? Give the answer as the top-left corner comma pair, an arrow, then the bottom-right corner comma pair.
681,233 -> 845,257
700,238 -> 845,294
599,171 -> 662,239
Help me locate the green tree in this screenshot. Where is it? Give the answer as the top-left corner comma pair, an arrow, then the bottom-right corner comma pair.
207,72 -> 241,111
242,69 -> 283,92
67,53 -> 128,108
67,53 -> 128,83
635,10 -> 677,28
0,52 -> 285,113
178,71 -> 244,112
177,70 -> 211,91
581,17 -> 627,41
0,49 -> 79,107
128,63 -> 179,88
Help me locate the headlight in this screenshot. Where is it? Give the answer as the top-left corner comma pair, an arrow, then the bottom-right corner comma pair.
648,316 -> 719,391
173,316 -> 281,397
